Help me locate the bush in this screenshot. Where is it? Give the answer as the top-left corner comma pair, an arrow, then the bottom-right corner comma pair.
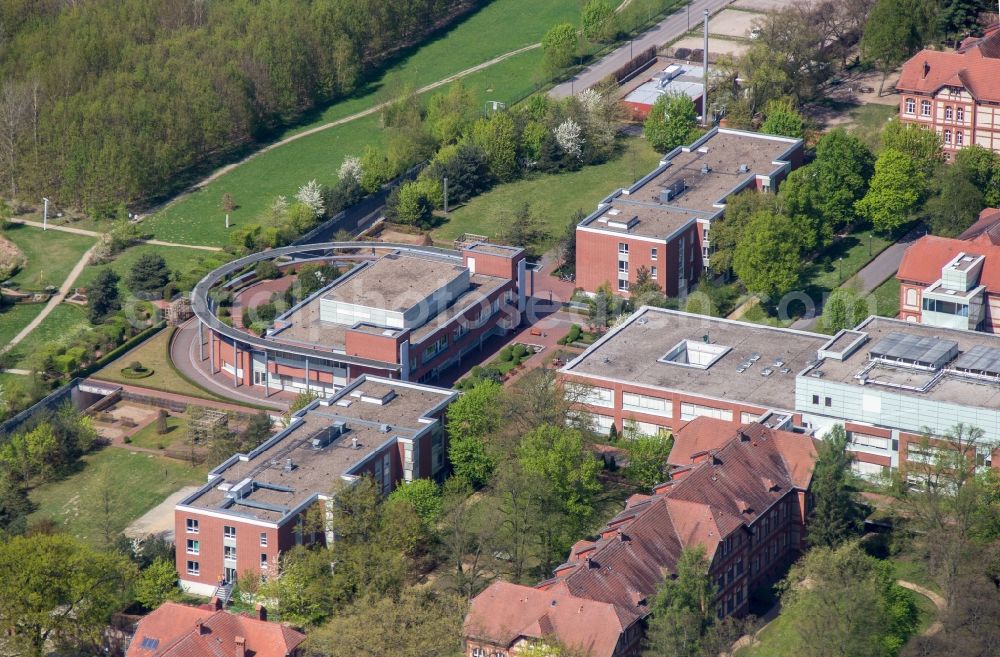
498,346 -> 513,362
255,260 -> 280,280
511,343 -> 528,360
560,324 -> 582,344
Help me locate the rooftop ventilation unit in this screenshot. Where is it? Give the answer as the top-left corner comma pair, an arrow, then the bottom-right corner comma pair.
738,164 -> 750,173
351,436 -> 360,450
664,64 -> 683,81
311,421 -> 346,449
284,458 -> 295,472
700,164 -> 712,174
380,424 -> 392,433
659,178 -> 686,203
760,368 -> 773,377
809,370 -> 825,378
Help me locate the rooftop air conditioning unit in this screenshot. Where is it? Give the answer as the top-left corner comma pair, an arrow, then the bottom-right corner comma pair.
738,164 -> 749,173
701,164 -> 712,174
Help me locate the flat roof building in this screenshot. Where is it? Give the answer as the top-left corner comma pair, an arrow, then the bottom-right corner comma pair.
575,128 -> 803,298
560,307 -> 1000,480
620,60 -> 705,120
196,242 -> 526,398
174,375 -> 457,595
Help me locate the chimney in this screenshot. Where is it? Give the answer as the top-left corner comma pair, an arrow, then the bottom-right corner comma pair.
256,604 -> 267,621
922,60 -> 930,79
617,528 -> 628,543
235,636 -> 246,657
210,596 -> 222,611
196,621 -> 208,635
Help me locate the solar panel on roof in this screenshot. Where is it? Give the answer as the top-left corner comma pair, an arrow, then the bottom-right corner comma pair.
869,331 -> 958,368
952,344 -> 1000,377
139,637 -> 160,650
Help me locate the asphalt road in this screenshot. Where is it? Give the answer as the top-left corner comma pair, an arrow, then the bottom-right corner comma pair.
549,0 -> 734,98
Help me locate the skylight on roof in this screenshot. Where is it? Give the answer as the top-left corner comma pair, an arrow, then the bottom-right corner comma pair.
658,339 -> 731,369
139,637 -> 160,651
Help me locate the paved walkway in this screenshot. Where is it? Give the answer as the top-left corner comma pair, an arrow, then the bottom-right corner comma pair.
1,241 -> 98,353
790,228 -> 922,330
0,368 -> 31,375
896,579 -> 946,637
550,0 -> 734,98
7,218 -> 221,251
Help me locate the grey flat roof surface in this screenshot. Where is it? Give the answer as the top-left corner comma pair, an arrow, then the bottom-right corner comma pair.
186,381 -> 453,522
626,131 -> 796,215
811,317 -> 1000,407
324,254 -> 467,312
583,201 -> 697,240
624,65 -> 705,106
409,274 -> 509,343
464,242 -> 522,257
562,307 -> 829,410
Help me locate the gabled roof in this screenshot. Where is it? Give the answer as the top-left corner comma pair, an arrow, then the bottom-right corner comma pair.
466,423 -> 817,657
126,602 -> 306,657
898,30 -> 1000,102
669,416 -> 741,466
897,234 -> 1000,291
463,581 -> 624,657
959,207 -> 1000,243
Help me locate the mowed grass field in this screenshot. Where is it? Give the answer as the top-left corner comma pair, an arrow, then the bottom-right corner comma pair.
5,303 -> 90,368
28,446 -> 207,546
1,225 -> 95,290
432,138 -> 663,252
75,243 -> 225,293
143,0 -> 586,245
0,303 -> 44,346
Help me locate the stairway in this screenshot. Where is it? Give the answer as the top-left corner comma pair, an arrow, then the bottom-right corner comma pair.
214,582 -> 233,607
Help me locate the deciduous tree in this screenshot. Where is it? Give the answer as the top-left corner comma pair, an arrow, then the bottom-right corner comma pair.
88,269 -> 121,323
760,99 -> 805,138
807,425 -> 863,548
542,23 -> 579,73
732,210 -> 805,298
855,148 -> 924,234
644,93 -> 698,152
446,380 -> 504,488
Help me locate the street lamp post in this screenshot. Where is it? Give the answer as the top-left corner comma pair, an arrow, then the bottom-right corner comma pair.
42,197 -> 49,231
839,257 -> 844,282
868,232 -> 872,256
687,4 -> 690,30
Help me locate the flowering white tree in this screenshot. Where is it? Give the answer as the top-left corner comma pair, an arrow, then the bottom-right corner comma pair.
553,118 -> 584,159
338,155 -> 362,182
270,195 -> 289,220
296,180 -> 326,218
578,88 -> 602,116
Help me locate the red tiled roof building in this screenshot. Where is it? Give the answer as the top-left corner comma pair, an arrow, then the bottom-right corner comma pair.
125,601 -> 305,657
897,26 -> 1000,158
464,422 -> 817,657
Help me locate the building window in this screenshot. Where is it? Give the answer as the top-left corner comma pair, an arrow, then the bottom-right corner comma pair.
473,649 -> 487,657
651,266 -> 658,278
186,561 -> 200,576
224,545 -> 237,561
567,383 -> 615,408
618,242 -> 629,254
618,260 -> 629,273
651,247 -> 658,260
904,98 -> 915,114
186,518 -> 199,534
921,100 -> 931,116
223,526 -> 236,539
824,397 -> 832,407
186,540 -> 199,555
945,106 -> 953,120
957,131 -> 964,145
261,553 -> 268,568
618,278 -> 629,292
623,392 -> 672,417
260,533 -> 268,547
944,130 -> 952,144
680,403 -> 733,422
957,107 -> 965,121
905,288 -> 918,308
849,432 -> 891,450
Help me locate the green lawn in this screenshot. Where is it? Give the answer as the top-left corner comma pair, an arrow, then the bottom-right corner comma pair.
93,329 -> 234,403
846,104 -> 897,151
1,224 -> 95,291
75,243 -> 223,293
27,446 -> 206,546
142,0 -> 586,246
127,414 -> 191,450
432,138 -> 662,252
806,230 -> 893,293
6,303 -> 91,368
869,275 -> 901,319
0,303 -> 44,346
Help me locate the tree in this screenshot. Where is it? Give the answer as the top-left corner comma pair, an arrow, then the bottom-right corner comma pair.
221,192 -> 235,213
296,179 -> 326,218
359,146 -> 395,194
808,425 -> 863,548
471,112 -> 519,182
505,202 -> 546,254
243,411 -> 273,447
0,472 -> 30,538
517,424 -> 601,535
861,0 -> 931,94
561,209 -> 584,271
954,144 -> 1000,206
387,181 -> 434,227
0,534 -> 136,657
644,93 -> 698,152
259,546 -> 336,627
88,268 -> 121,322
812,129 -> 875,231
255,259 -> 280,280
760,99 -> 806,138
426,82 -> 477,146
925,164 -> 985,237
776,165 -> 831,252
934,0 -> 987,47
732,210 -> 805,298
386,479 -> 442,526
880,120 -> 944,175
710,190 -> 777,276
126,252 -> 170,296
133,557 -> 177,609
780,542 -> 918,657
855,148 -> 924,234
427,141 -> 492,203
821,286 -> 872,333
542,23 -> 579,73
446,380 -> 504,487
553,118 -> 584,161
303,588 -> 466,657
623,433 -> 673,492
644,546 -> 717,657
582,0 -> 615,41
